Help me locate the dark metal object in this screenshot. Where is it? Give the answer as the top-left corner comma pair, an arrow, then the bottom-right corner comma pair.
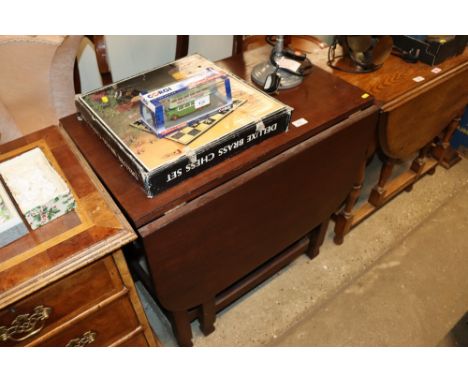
328,36 -> 393,73
392,35 -> 468,66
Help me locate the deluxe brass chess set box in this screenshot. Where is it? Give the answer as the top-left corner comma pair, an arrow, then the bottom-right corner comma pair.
76,54 -> 292,197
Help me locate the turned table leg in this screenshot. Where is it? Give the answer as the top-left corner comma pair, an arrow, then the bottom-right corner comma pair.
334,156 -> 367,245
199,299 -> 216,336
307,219 -> 330,259
410,143 -> 432,176
432,117 -> 462,168
369,157 -> 395,207
169,310 -> 193,347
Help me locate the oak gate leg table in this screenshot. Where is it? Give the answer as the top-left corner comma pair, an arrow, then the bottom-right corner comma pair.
303,44 -> 468,244
63,46 -> 379,346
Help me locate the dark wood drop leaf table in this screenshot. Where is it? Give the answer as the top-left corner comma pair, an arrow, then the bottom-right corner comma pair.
63,46 -> 379,346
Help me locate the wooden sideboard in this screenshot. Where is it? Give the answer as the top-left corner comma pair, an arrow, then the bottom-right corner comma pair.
0,126 -> 159,347
63,46 -> 379,346
300,42 -> 468,243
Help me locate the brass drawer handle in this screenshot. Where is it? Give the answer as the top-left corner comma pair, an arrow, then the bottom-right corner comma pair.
66,331 -> 97,347
0,305 -> 52,343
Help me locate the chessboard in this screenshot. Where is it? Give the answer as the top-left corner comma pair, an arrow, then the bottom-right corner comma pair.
130,99 -> 246,145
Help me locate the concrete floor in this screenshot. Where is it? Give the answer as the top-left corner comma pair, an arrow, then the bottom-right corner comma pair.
137,152 -> 468,347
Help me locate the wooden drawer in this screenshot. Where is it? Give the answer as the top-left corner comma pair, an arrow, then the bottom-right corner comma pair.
36,294 -> 140,347
0,256 -> 123,346
116,332 -> 149,347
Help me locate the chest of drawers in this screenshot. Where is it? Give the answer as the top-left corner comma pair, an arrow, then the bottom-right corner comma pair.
0,126 -> 159,347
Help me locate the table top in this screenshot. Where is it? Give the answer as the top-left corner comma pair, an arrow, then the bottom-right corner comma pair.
63,46 -> 374,229
302,42 -> 468,108
0,126 -> 136,309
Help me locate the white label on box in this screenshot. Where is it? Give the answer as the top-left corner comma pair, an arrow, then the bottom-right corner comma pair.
431,67 -> 442,74
195,95 -> 210,109
292,118 -> 308,128
256,120 -> 265,132
413,76 -> 425,82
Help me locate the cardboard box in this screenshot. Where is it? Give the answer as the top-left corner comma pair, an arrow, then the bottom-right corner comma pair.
393,35 -> 468,66
0,181 -> 28,247
0,148 -> 76,230
76,54 -> 292,197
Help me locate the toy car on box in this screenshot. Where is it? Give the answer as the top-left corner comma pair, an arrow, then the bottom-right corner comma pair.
140,68 -> 233,137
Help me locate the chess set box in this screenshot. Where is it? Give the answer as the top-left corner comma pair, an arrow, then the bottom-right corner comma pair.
76,54 -> 292,197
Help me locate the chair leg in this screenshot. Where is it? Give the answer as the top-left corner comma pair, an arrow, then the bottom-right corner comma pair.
175,35 -> 189,59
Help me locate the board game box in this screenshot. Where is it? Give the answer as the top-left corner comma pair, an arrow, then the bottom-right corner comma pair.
0,180 -> 28,247
76,54 -> 293,197
0,148 -> 76,230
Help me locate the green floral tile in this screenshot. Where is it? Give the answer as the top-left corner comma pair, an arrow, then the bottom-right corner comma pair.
25,191 -> 76,230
